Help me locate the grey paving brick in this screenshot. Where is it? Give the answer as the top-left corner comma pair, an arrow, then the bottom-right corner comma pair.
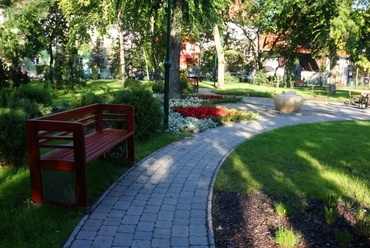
126,205 -> 144,216
113,200 -> 131,210
134,231 -> 153,240
151,238 -> 171,248
92,235 -> 113,247
140,213 -> 157,222
137,221 -> 155,232
81,219 -> 103,232
172,225 -> 189,237
70,239 -> 93,248
112,233 -> 134,247
190,236 -> 209,246
173,217 -> 190,226
157,210 -> 174,221
122,215 -> 140,225
171,237 -> 189,247
117,224 -> 136,233
107,210 -> 126,219
131,240 -> 151,248
191,209 -> 206,218
153,227 -> 171,239
97,225 -> 118,236
175,209 -> 191,218
76,230 -> 96,240
143,205 -> 161,214
155,220 -> 172,228
190,224 -> 207,237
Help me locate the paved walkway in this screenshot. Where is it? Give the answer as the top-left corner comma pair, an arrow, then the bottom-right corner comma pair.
64,99 -> 370,248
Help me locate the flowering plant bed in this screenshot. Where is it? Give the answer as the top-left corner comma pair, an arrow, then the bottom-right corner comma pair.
173,106 -> 237,119
173,105 -> 257,124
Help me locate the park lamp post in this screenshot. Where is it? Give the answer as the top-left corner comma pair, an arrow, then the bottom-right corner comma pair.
163,0 -> 172,130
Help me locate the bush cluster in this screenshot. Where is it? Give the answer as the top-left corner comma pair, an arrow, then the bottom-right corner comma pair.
180,78 -> 194,94
152,80 -> 164,94
110,88 -> 163,140
152,79 -> 194,95
224,72 -> 240,84
0,86 -> 53,166
124,78 -> 142,89
71,92 -> 105,109
0,109 -> 28,166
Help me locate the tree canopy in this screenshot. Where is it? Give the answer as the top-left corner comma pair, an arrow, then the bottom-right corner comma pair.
1,0 -> 370,90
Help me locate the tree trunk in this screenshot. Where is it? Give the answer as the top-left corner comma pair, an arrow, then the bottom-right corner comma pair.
168,0 -> 182,99
213,24 -> 225,89
119,30 -> 126,84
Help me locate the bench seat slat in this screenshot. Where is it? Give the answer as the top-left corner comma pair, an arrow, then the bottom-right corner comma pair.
41,129 -> 133,163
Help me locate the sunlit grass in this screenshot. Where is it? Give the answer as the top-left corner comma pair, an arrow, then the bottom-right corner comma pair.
215,120 -> 370,207
28,79 -> 155,107
199,81 -> 352,102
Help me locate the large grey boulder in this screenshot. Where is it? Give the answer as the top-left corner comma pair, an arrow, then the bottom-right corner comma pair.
274,91 -> 304,113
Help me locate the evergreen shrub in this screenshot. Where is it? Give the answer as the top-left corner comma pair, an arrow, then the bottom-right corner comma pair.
14,84 -> 53,106
0,88 -> 13,107
110,88 -> 163,140
71,92 -> 105,109
180,78 -> 194,94
8,98 -> 51,118
124,78 -> 142,89
152,80 -> 164,94
0,109 -> 28,166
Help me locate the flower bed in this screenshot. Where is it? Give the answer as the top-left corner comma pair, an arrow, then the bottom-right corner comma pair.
173,106 -> 238,119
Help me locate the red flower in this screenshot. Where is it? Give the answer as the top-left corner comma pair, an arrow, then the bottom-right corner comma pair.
173,106 -> 238,119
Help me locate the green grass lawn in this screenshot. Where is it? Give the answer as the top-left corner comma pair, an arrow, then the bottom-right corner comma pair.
215,120 -> 370,208
199,80 -> 358,103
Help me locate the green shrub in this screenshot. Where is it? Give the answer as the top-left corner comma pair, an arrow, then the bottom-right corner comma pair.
14,84 -> 52,106
8,98 -> 51,118
224,72 -> 239,84
253,70 -> 270,85
71,92 -> 105,109
0,87 -> 14,107
152,80 -> 164,94
152,79 -> 193,94
92,65 -> 99,80
0,109 -> 28,166
124,78 -> 142,89
110,88 -> 163,140
180,78 -> 194,94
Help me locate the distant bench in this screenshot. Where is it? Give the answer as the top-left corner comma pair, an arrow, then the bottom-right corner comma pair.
349,91 -> 370,109
26,103 -> 135,208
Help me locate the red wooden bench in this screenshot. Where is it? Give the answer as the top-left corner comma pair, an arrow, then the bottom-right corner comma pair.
26,103 -> 135,208
188,77 -> 199,92
349,91 -> 370,109
294,79 -> 307,87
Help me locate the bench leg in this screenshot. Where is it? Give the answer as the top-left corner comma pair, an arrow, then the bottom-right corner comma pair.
29,163 -> 43,205
75,164 -> 88,208
127,136 -> 135,163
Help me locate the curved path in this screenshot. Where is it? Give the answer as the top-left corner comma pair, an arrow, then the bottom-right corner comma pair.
64,101 -> 370,248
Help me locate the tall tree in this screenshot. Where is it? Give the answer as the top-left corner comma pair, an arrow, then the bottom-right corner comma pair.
166,0 -> 225,98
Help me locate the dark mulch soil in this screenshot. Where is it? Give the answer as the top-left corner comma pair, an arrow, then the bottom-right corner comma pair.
212,190 -> 370,247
